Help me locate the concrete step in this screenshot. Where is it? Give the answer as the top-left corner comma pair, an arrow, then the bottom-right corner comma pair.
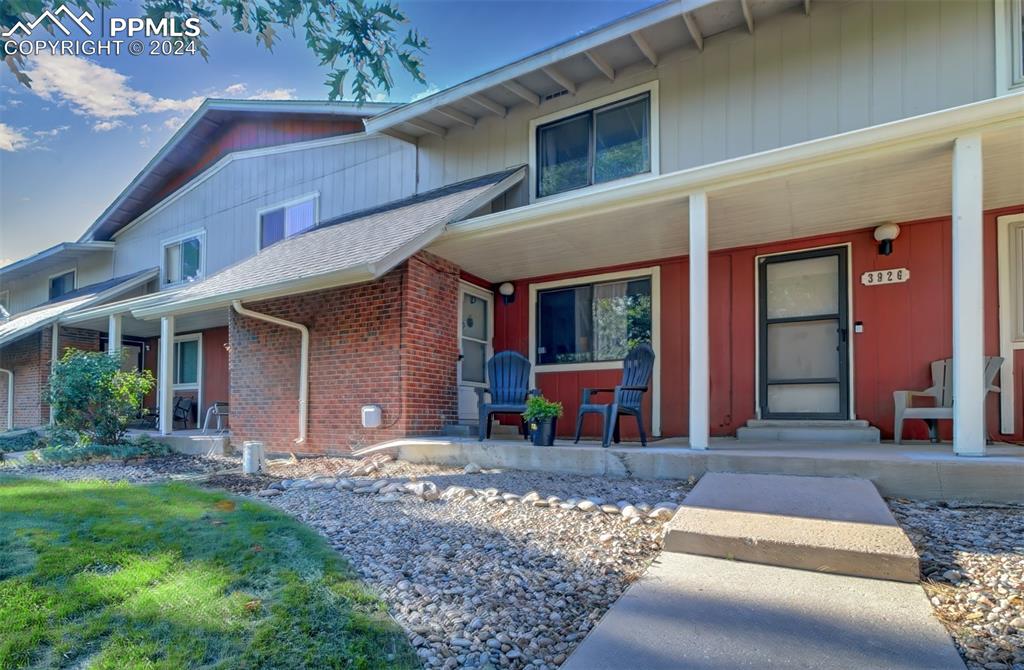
443,422 -> 522,438
737,422 -> 880,443
663,472 -> 920,582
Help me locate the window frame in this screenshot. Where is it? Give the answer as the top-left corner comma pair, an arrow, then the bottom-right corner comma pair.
160,229 -> 206,287
996,213 -> 1024,435
171,333 -> 203,391
256,193 -> 320,251
528,81 -> 659,203
996,0 -> 1024,95
47,268 -> 77,301
527,266 -> 661,436
0,290 -> 10,314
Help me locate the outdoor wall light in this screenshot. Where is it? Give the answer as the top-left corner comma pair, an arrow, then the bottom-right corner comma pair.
873,223 -> 901,256
498,282 -> 516,305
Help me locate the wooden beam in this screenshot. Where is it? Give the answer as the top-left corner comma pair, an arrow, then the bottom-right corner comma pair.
541,66 -> 576,95
740,0 -> 754,33
406,117 -> 447,138
382,127 -> 419,145
468,94 -> 507,118
683,12 -> 704,52
585,50 -> 615,81
630,30 -> 658,66
804,0 -> 811,15
503,80 -> 541,106
437,106 -> 476,128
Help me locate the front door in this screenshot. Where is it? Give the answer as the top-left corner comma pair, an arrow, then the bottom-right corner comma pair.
457,285 -> 493,422
758,246 -> 850,420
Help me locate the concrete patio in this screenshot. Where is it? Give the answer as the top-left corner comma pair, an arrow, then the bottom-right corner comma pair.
386,436 -> 1024,503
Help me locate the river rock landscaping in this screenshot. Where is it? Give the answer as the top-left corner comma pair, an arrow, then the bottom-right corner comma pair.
890,499 -> 1024,670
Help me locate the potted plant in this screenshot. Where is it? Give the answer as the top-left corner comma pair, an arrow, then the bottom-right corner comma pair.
522,395 -> 563,447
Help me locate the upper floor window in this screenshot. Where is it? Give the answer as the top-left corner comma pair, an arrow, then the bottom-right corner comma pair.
997,0 -> 1024,93
535,92 -> 652,199
49,270 -> 76,300
259,196 -> 317,249
536,276 -> 652,365
163,232 -> 203,286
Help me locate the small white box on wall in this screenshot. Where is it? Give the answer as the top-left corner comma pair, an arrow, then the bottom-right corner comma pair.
361,405 -> 382,429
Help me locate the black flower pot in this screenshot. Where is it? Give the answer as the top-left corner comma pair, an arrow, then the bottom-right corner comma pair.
529,418 -> 558,446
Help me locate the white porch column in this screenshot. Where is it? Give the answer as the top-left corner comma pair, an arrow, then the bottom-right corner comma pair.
158,315 -> 175,435
952,135 -> 986,457
49,322 -> 59,425
107,314 -> 122,358
689,191 -> 711,450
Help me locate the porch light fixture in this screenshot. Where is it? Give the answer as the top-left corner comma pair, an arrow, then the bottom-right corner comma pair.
498,282 -> 516,305
873,223 -> 901,256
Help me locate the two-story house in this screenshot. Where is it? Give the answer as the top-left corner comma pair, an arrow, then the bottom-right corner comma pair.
2,0 -> 1022,460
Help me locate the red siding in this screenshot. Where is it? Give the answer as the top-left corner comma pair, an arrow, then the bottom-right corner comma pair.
201,326 -> 230,421
494,205 -> 1024,442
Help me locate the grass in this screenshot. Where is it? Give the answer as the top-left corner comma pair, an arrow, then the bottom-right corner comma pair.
0,478 -> 418,670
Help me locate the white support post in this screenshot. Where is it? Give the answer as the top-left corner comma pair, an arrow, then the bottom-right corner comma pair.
49,322 -> 59,425
689,191 -> 711,450
952,135 -> 986,457
158,316 -> 175,436
107,314 -> 122,358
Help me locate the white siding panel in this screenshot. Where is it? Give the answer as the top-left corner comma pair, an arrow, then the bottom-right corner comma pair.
112,136 -> 415,280
415,0 -> 996,193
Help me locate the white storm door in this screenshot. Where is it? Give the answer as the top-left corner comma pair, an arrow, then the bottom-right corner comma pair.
457,285 -> 493,422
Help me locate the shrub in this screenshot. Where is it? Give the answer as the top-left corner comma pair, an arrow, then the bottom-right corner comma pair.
36,434 -> 172,464
522,395 -> 563,422
0,430 -> 43,454
47,350 -> 155,445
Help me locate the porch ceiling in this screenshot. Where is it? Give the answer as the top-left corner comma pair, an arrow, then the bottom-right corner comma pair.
428,121 -> 1024,282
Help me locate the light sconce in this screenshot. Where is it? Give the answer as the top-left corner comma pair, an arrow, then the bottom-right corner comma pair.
498,282 -> 516,305
873,223 -> 901,256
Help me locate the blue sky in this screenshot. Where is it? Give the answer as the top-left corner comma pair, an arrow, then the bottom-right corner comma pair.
0,0 -> 657,264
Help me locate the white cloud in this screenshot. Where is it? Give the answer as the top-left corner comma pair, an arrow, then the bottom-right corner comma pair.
223,83 -> 248,96
410,84 -> 440,102
92,120 -> 124,132
0,257 -> 15,267
0,123 -> 31,151
23,53 -> 205,121
33,125 -> 70,137
245,88 -> 297,100
163,116 -> 185,131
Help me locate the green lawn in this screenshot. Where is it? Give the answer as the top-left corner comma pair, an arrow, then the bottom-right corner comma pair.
0,478 -> 417,670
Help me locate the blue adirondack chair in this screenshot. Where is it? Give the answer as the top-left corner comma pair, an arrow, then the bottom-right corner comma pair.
476,351 -> 537,440
574,343 -> 655,448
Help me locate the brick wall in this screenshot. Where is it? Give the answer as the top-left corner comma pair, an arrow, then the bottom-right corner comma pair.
227,252 -> 460,454
0,326 -> 101,430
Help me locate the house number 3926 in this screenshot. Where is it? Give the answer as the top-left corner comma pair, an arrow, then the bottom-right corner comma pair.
860,268 -> 910,286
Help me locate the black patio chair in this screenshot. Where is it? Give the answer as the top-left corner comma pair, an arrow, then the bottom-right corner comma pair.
476,351 -> 537,441
172,396 -> 195,429
574,343 -> 655,448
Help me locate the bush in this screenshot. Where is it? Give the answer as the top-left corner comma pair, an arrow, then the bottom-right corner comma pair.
522,395 -> 563,422
47,350 -> 155,445
0,430 -> 44,454
36,434 -> 172,464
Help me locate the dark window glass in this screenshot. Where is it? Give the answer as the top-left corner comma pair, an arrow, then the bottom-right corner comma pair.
536,277 -> 652,365
181,238 -> 201,280
260,208 -> 286,248
49,271 -> 75,300
537,114 -> 591,198
536,93 -> 651,198
174,339 -> 199,385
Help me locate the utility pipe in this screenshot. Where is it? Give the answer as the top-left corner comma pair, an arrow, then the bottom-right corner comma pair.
1,368 -> 12,431
231,300 -> 308,445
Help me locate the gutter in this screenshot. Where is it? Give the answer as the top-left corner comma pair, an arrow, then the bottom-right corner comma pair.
1,368 -> 12,431
230,300 -> 309,445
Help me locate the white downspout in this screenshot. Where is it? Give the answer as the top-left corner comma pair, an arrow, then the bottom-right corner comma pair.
1,368 -> 12,431
231,300 -> 308,445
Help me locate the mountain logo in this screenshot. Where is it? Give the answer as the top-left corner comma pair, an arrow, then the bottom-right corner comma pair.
2,5 -> 94,37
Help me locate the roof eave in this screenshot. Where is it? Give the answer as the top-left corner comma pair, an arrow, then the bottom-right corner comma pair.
0,242 -> 115,278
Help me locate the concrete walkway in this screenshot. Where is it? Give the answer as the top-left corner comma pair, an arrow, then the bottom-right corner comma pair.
563,552 -> 964,669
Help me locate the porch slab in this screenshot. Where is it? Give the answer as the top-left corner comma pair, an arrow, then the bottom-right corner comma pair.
132,430 -> 230,457
562,552 -> 964,670
663,473 -> 919,582
388,437 -> 1024,503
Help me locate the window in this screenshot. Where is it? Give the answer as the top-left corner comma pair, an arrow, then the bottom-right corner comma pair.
1009,220 -> 1024,342
173,337 -> 200,387
260,197 -> 317,249
48,270 -> 76,300
0,290 -> 9,316
536,277 -> 652,365
536,93 -> 651,198
997,0 -> 1024,93
163,234 -> 203,285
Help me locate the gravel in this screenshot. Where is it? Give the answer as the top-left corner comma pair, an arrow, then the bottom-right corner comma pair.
259,458 -> 693,669
890,499 -> 1024,670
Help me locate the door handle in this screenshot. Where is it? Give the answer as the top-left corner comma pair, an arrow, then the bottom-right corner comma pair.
839,328 -> 848,343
